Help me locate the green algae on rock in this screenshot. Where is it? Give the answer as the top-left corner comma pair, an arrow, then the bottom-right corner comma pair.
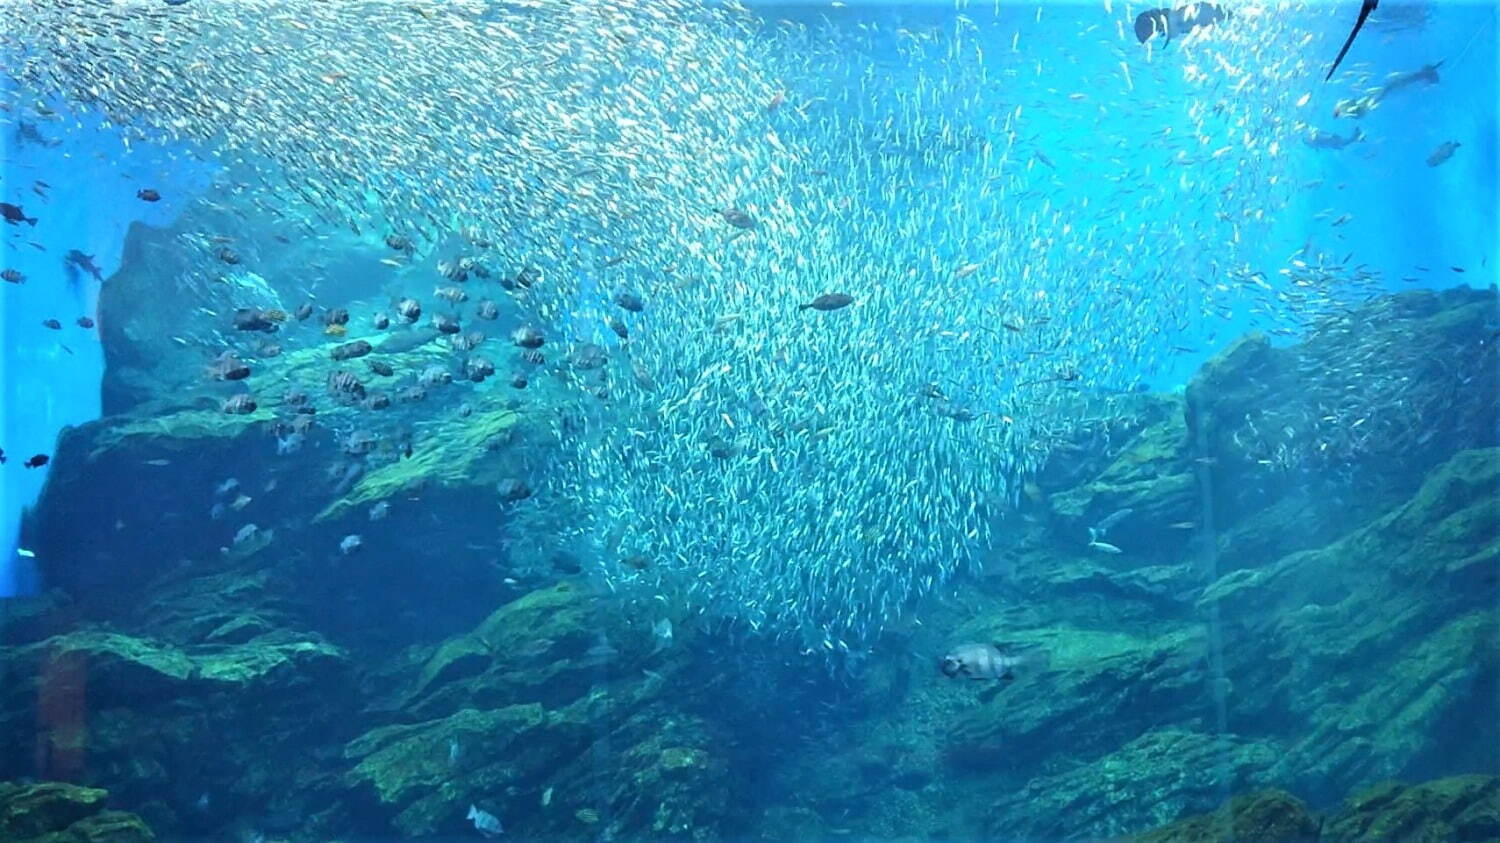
1131,788 -> 1320,842
0,781 -> 154,843
1323,774 -> 1500,842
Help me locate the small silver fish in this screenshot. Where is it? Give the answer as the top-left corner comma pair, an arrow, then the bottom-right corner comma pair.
467,804 -> 503,838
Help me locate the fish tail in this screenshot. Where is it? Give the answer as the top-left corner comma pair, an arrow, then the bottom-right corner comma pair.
799,303 -> 813,311
25,217 -> 36,226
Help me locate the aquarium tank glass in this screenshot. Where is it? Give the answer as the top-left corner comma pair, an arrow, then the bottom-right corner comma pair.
1,0 -> 1497,840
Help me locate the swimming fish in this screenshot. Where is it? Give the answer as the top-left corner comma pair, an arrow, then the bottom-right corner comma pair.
940,643 -> 1049,680
800,293 -> 854,312
1133,3 -> 1229,44
467,804 -> 503,838
1426,141 -> 1460,167
1303,126 -> 1363,150
0,202 -> 37,226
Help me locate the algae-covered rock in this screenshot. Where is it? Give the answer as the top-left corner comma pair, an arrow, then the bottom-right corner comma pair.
988,729 -> 1282,839
0,781 -> 154,842
1132,788 -> 1320,842
1323,774 -> 1500,842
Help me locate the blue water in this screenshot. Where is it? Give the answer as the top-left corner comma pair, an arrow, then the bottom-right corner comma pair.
0,1 -> 1496,839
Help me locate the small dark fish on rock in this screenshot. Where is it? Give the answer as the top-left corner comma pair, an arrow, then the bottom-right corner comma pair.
233,308 -> 279,333
330,339 -> 373,361
222,394 -> 258,414
511,325 -> 545,348
466,357 -> 495,382
136,188 -> 161,202
801,293 -> 854,312
208,353 -> 251,381
327,370 -> 366,400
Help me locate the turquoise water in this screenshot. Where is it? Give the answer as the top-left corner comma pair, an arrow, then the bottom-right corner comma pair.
1,1 -> 1496,840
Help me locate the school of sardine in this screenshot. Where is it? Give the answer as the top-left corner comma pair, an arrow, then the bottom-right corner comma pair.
1,0 -> 1412,650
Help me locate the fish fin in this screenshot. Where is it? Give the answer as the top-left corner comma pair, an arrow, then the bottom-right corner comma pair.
1326,0 -> 1378,82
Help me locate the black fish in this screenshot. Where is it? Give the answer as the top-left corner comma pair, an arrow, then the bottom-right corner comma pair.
801,293 -> 854,312
24,454 -> 49,469
64,250 -> 103,286
137,188 -> 161,202
1327,0 -> 1378,81
1134,3 -> 1228,43
1,202 -> 37,226
15,122 -> 59,148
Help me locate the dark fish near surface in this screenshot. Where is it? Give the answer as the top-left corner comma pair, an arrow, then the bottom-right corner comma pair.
1134,3 -> 1228,43
65,251 -> 103,283
0,202 -> 37,226
1304,126 -> 1363,150
801,293 -> 854,312
1426,141 -> 1460,167
614,290 -> 644,312
941,643 -> 1050,680
719,207 -> 756,229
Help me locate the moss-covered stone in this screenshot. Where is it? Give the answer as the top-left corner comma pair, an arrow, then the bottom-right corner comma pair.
1133,788 -> 1320,842
0,781 -> 153,842
1324,775 -> 1500,841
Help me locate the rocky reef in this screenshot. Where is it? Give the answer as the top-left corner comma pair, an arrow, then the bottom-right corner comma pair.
1,257 -> 1496,840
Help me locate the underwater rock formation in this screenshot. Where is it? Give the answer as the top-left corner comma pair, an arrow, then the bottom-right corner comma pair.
0,781 -> 154,842
1134,774 -> 1500,842
3,284 -> 1494,839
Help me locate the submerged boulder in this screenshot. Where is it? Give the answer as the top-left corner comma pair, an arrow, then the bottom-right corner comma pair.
0,781 -> 154,842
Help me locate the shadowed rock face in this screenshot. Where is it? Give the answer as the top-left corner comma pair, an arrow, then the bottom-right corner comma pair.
3,278 -> 1495,840
1132,775 -> 1500,842
0,781 -> 154,842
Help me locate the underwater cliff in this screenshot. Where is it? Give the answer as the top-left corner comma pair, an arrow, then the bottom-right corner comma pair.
1,222 -> 1495,839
